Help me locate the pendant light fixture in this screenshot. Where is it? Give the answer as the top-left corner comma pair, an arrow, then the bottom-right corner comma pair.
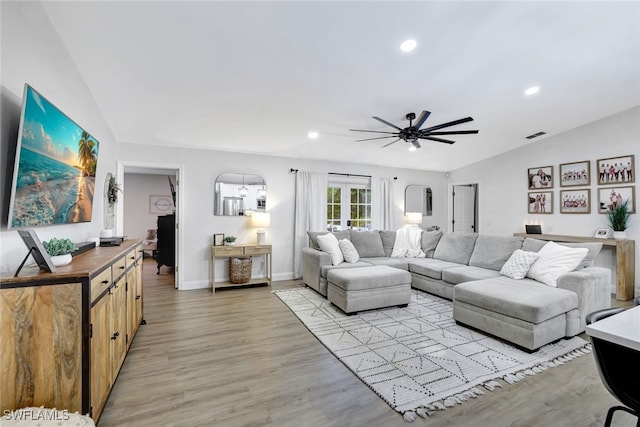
238,174 -> 248,198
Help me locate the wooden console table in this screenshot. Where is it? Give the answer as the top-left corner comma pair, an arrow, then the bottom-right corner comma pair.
211,244 -> 272,292
514,233 -> 635,301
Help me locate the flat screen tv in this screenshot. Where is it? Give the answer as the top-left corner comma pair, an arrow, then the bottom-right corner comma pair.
8,84 -> 99,228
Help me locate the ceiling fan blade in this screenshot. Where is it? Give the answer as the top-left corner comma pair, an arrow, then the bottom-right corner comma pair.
413,141 -> 421,149
419,135 -> 456,144
349,129 -> 399,134
424,130 -> 479,135
355,135 -> 398,142
421,117 -> 473,132
413,110 -> 431,130
372,116 -> 403,131
382,138 -> 401,147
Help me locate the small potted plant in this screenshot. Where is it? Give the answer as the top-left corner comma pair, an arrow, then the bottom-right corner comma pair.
607,199 -> 631,239
224,236 -> 237,246
43,238 -> 77,266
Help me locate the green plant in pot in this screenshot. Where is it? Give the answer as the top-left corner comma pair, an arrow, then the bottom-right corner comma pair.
107,175 -> 121,206
606,199 -> 630,239
43,238 -> 77,266
224,236 -> 237,246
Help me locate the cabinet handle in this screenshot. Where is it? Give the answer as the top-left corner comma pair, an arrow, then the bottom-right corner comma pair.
111,332 -> 119,340
130,256 -> 135,260
120,266 -> 126,270
101,280 -> 109,285
136,295 -> 141,300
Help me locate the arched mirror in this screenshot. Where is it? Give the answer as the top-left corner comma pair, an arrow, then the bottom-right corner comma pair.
405,185 -> 433,216
214,173 -> 266,216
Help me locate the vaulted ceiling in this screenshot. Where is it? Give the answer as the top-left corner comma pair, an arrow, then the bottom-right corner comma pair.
42,1 -> 640,171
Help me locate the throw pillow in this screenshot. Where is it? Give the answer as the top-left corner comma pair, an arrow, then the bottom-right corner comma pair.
316,233 -> 344,265
526,241 -> 588,287
500,249 -> 540,280
339,239 -> 360,263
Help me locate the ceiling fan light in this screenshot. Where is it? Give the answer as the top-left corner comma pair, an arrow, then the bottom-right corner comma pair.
408,145 -> 417,152
308,131 -> 319,139
525,86 -> 540,96
400,39 -> 417,52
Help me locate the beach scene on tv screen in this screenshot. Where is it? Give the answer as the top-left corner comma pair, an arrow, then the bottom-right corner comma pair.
10,86 -> 98,228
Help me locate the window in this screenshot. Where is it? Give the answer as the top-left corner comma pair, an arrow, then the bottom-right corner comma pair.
326,177 -> 371,231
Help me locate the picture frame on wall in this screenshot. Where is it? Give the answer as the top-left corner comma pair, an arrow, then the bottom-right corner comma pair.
149,194 -> 175,214
596,154 -> 635,185
559,160 -> 590,187
597,186 -> 636,214
213,234 -> 225,246
528,191 -> 553,214
594,228 -> 611,239
560,189 -> 590,214
528,166 -> 553,190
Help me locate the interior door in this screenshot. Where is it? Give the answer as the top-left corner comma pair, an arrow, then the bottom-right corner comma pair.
453,185 -> 476,233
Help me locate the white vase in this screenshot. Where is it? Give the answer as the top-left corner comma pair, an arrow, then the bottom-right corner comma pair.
612,231 -> 626,240
51,253 -> 72,266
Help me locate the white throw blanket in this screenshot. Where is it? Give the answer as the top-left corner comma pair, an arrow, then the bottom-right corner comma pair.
390,226 -> 425,258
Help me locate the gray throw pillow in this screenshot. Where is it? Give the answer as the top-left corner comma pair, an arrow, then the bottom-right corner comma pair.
379,230 -> 396,257
421,230 -> 443,258
349,230 -> 385,258
433,232 -> 478,265
469,235 -> 524,271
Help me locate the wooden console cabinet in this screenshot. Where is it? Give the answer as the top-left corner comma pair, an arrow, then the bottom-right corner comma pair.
211,244 -> 272,292
0,240 -> 144,422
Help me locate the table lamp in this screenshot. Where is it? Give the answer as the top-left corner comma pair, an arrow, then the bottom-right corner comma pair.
252,212 -> 271,245
406,212 -> 422,226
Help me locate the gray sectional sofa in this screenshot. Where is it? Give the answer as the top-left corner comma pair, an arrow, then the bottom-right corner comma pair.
302,229 -> 611,350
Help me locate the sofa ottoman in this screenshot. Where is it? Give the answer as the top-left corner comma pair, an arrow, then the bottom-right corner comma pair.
452,277 -> 580,351
327,265 -> 412,314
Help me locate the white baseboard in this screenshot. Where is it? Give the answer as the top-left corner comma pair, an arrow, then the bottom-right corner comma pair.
273,272 -> 298,282
179,280 -> 210,291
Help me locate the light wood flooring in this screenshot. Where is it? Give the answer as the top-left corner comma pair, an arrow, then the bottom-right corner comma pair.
98,259 -> 636,426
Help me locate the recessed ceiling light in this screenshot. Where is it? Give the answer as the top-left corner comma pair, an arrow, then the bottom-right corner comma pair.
400,39 -> 417,53
525,86 -> 540,96
308,131 -> 319,139
408,145 -> 417,152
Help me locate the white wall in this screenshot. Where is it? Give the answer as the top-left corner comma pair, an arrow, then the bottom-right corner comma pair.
0,1 -> 119,273
115,142 -> 447,289
123,173 -> 175,241
450,107 -> 640,294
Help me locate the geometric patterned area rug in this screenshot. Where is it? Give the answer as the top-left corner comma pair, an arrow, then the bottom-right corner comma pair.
274,287 -> 591,422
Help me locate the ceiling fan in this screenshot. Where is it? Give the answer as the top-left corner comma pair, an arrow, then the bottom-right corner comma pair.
350,110 -> 479,150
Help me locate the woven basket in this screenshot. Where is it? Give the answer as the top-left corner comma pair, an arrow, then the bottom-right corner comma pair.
229,257 -> 252,284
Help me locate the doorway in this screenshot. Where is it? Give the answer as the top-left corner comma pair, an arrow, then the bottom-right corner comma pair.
450,183 -> 478,233
116,162 -> 183,290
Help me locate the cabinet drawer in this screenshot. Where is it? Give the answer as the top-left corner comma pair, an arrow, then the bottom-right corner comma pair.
213,246 -> 245,257
112,256 -> 127,279
245,246 -> 271,256
91,268 -> 113,300
125,248 -> 137,268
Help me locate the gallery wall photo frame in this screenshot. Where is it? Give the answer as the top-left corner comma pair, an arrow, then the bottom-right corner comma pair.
597,186 -> 636,214
213,233 -> 225,246
596,154 -> 635,185
527,191 -> 553,214
560,189 -> 590,214
527,166 -> 553,190
559,160 -> 590,187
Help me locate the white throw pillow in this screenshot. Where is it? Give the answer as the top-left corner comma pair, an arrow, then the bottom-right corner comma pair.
500,250 -> 539,280
339,239 -> 360,263
526,241 -> 588,287
316,233 -> 344,265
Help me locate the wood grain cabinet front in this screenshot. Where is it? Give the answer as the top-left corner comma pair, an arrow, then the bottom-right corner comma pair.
0,240 -> 144,423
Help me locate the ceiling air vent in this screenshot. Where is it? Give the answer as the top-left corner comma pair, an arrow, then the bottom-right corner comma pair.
526,131 -> 547,140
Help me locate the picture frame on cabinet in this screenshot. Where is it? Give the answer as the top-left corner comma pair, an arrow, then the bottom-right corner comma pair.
528,166 -> 553,190
594,228 -> 611,239
559,160 -> 590,187
560,189 -> 590,214
528,191 -> 553,214
596,155 -> 635,185
213,233 -> 225,246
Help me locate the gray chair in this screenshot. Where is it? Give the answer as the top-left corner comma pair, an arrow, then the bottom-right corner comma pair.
586,308 -> 640,427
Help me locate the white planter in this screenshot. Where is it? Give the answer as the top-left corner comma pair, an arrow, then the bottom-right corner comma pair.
51,253 -> 72,266
612,231 -> 627,240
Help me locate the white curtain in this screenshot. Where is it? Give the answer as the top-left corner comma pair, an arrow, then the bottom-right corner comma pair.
371,177 -> 394,230
293,171 -> 328,278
